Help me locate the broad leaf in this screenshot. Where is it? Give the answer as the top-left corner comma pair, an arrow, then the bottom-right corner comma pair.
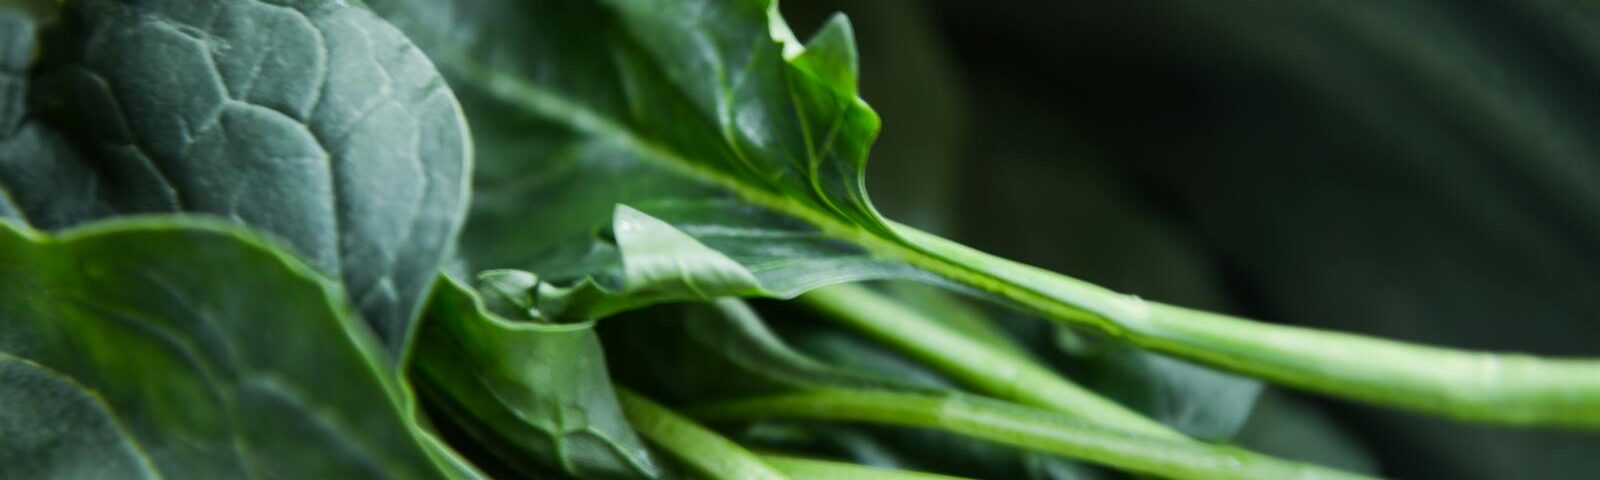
0,218 -> 475,479
410,273 -> 659,479
364,0 -> 943,311
2,0 -> 471,349
369,0 -> 1600,430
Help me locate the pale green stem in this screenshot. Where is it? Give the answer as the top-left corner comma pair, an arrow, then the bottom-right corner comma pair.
449,52 -> 1600,428
757,452 -> 975,480
688,389 -> 1376,480
798,284 -> 1183,439
893,224 -> 1600,427
615,388 -> 789,480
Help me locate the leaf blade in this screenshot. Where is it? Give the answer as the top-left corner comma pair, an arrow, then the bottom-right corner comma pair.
0,218 -> 472,479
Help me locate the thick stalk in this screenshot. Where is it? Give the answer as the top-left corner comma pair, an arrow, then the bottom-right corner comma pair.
893,224 -> 1600,427
688,389 -> 1375,480
615,388 -> 788,480
797,284 -> 1182,439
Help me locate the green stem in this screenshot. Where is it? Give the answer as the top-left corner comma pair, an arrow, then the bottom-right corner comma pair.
893,224 -> 1600,427
798,284 -> 1182,439
449,52 -> 1600,428
615,388 -> 789,480
688,389 -> 1375,480
758,453 -> 974,480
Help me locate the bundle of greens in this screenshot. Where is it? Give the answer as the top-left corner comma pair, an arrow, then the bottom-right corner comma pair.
1,0 -> 1595,479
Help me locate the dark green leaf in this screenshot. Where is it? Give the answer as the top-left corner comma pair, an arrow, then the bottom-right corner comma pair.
0,5 -> 106,226
2,0 -> 472,349
0,354 -> 158,479
364,0 -> 948,309
0,218 -> 476,479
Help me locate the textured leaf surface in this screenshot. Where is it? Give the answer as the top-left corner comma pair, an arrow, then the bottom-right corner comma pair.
0,6 -> 107,226
0,218 -> 469,479
1,0 -> 471,349
365,0 -> 938,309
354,6 -> 1458,437
0,354 -> 158,479
411,274 -> 659,479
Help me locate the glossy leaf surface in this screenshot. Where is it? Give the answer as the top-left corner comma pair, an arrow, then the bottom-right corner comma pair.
364,0 -> 936,306
411,274 -> 659,479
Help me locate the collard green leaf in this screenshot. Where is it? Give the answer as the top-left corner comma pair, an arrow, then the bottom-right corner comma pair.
1,0 -> 471,350
778,0 -> 971,232
371,0 -> 1600,431
410,273 -> 659,479
364,0 -> 936,302
0,218 -> 474,480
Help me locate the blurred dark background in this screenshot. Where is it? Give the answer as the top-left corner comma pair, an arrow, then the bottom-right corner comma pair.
780,1 -> 1600,478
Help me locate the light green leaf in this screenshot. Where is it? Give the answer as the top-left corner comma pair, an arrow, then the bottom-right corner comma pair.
0,218 -> 475,480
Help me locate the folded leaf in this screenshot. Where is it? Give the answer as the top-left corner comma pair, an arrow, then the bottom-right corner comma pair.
411,273 -> 659,479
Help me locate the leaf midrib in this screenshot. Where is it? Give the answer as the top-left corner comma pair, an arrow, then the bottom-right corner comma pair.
439,49 -> 1118,336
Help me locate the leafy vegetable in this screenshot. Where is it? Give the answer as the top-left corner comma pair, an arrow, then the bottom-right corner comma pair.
5,0 -> 1599,478
411,273 -> 658,479
366,0 -> 1600,428
364,0 -> 933,294
3,0 -> 471,349
0,218 -> 474,479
